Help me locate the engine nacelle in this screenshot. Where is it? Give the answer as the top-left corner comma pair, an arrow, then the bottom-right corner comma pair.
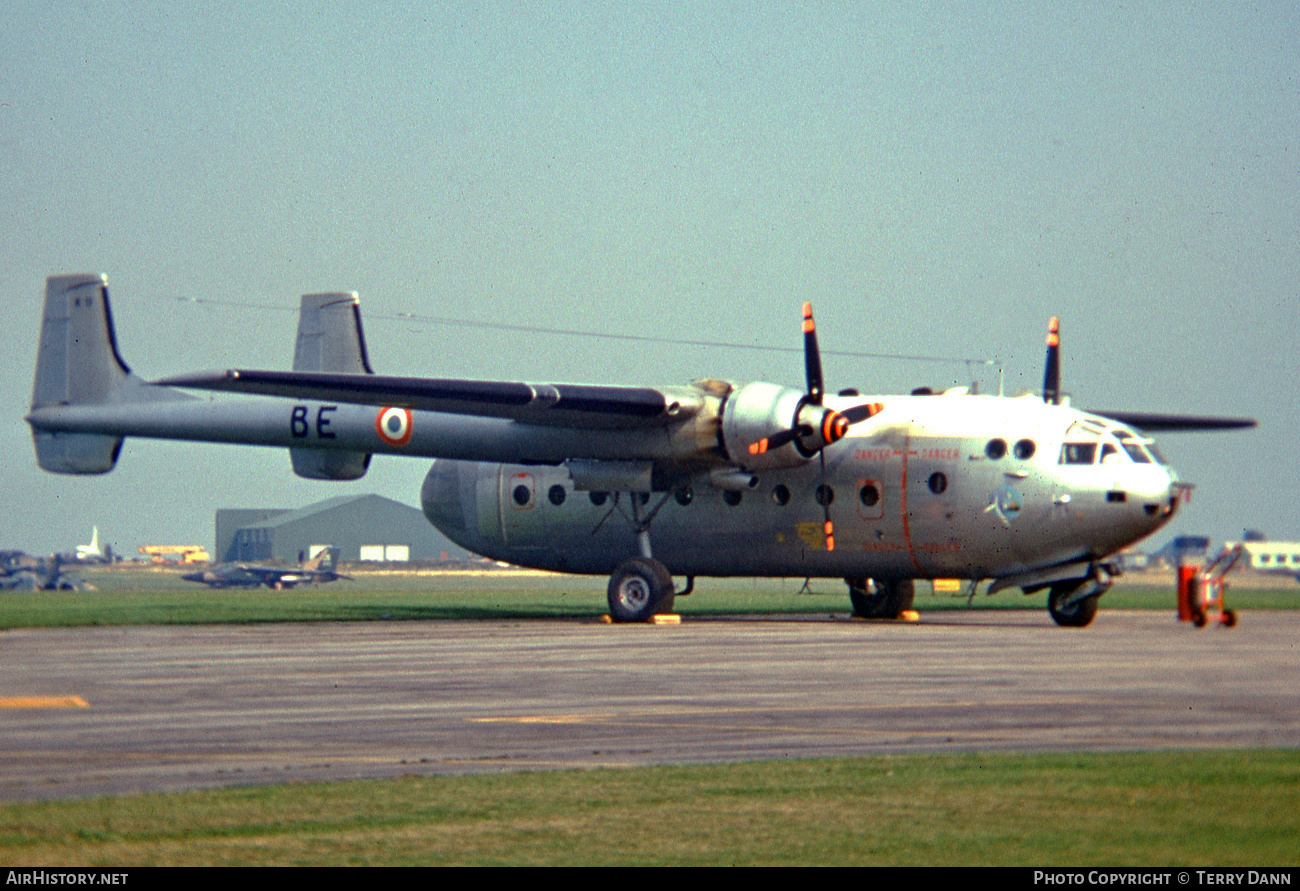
720,381 -> 854,472
720,382 -> 812,471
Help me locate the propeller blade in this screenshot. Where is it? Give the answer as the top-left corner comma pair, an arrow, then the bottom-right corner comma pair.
841,402 -> 884,424
747,427 -> 798,456
802,302 -> 824,405
1043,316 -> 1061,405
819,449 -> 835,551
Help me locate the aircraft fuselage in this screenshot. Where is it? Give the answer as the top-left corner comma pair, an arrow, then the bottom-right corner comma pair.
420,391 -> 1181,581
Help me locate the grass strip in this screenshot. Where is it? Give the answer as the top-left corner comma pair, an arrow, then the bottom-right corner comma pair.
1,751 -> 1296,866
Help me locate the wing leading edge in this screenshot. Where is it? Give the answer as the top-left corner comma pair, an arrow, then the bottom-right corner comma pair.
1088,410 -> 1257,432
157,369 -> 691,430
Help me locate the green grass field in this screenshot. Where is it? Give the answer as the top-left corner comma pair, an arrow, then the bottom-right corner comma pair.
1,564 -> 1294,628
2,751 -> 1297,866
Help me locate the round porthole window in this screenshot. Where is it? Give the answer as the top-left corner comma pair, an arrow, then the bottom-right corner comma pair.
985,438 -> 1007,460
1014,439 -> 1036,460
548,484 -> 566,506
928,472 -> 948,494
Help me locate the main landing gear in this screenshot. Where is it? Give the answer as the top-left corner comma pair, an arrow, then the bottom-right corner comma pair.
847,578 -> 915,620
605,491 -> 683,623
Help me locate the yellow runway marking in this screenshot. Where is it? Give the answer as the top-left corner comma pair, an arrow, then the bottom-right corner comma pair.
0,696 -> 88,709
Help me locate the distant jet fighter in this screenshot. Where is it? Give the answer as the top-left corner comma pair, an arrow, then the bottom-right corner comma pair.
181,547 -> 348,589
0,552 -> 92,591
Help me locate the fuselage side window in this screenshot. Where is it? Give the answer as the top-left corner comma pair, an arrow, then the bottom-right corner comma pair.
1061,442 -> 1097,465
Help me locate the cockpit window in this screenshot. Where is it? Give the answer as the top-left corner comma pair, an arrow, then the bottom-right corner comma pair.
1061,443 -> 1098,465
1121,442 -> 1152,464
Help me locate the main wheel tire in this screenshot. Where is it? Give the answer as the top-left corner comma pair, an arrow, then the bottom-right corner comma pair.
607,557 -> 674,623
849,578 -> 915,619
1048,582 -> 1099,627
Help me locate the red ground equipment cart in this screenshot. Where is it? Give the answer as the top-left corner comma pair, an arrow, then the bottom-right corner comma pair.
1176,544 -> 1242,628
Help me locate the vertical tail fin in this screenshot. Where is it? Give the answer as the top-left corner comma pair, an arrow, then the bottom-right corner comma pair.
312,546 -> 341,572
31,274 -> 131,409
30,274 -> 130,473
293,292 -> 373,375
289,292 -> 373,480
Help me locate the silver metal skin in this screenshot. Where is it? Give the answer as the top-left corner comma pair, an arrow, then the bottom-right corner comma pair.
28,274 -> 1246,625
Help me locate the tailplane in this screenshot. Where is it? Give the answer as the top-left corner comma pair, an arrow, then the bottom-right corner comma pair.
29,274 -> 191,474
30,275 -> 133,473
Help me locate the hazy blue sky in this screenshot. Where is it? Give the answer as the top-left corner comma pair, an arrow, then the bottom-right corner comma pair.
2,2 -> 1295,558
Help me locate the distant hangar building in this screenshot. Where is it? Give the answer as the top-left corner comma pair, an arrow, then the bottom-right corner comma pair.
215,494 -> 474,564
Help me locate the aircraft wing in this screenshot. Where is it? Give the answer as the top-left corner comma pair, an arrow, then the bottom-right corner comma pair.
158,370 -> 688,430
1089,410 -> 1257,432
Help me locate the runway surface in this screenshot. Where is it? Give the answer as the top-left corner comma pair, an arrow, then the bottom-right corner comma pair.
1,610 -> 1297,801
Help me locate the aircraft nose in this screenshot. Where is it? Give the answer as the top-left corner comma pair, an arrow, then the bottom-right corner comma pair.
1143,466 -> 1182,523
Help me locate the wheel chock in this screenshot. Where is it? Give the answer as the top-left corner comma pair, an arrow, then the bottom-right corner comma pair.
854,610 -> 921,623
600,613 -> 681,624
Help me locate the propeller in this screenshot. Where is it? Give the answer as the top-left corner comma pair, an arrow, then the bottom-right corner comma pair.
747,303 -> 882,459
746,303 -> 883,551
1043,316 -> 1061,405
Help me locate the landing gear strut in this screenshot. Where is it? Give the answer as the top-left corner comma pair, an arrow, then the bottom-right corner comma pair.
847,578 -> 915,619
605,491 -> 679,622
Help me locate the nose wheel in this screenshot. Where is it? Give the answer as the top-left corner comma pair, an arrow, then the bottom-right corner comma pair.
607,556 -> 676,622
1047,576 -> 1106,627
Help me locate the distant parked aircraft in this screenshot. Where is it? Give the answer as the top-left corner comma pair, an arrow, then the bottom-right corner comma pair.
181,547 -> 348,589
0,552 -> 92,591
74,526 -> 108,562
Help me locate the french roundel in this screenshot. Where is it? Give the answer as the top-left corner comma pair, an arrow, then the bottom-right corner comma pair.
375,407 -> 413,446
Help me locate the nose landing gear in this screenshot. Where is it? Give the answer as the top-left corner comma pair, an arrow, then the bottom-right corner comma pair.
1046,567 -> 1111,627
